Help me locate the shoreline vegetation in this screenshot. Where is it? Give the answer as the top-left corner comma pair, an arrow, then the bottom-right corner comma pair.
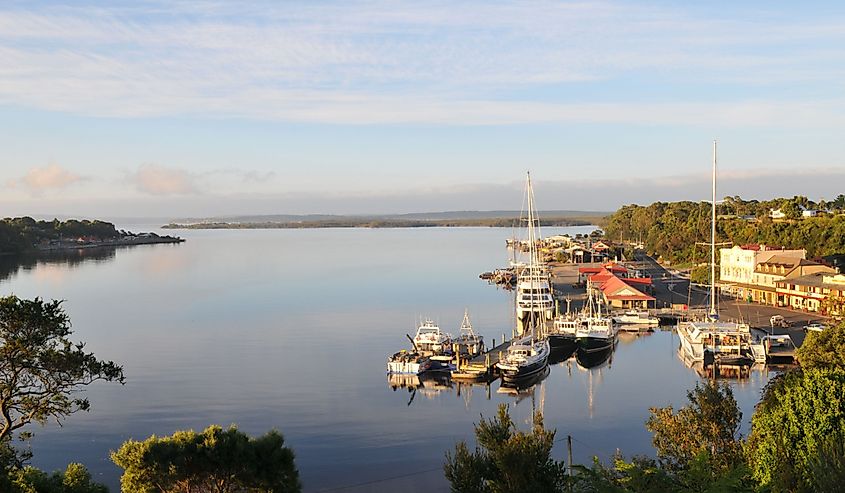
162,216 -> 601,229
161,211 -> 608,230
0,217 -> 183,256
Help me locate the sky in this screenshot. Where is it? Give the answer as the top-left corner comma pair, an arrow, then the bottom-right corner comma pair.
2,0 -> 845,218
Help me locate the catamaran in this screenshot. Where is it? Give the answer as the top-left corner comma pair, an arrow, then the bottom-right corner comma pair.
676,141 -> 754,366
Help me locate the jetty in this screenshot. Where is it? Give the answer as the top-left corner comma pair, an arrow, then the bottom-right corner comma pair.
452,336 -> 513,381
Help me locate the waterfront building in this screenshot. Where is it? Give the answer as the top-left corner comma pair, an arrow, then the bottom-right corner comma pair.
775,273 -> 845,313
719,244 -> 806,300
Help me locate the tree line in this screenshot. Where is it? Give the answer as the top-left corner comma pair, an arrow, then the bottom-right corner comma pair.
445,321 -> 845,492
0,217 -> 121,255
601,195 -> 845,265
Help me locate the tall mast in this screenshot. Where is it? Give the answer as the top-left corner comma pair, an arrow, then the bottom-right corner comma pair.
710,140 -> 717,318
526,171 -> 536,342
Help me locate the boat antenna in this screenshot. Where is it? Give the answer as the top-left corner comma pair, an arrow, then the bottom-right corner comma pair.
710,140 -> 718,319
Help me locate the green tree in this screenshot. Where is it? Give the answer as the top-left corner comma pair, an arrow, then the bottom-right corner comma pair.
8,463 -> 108,493
111,425 -> 301,493
795,321 -> 845,369
0,296 -> 124,450
444,404 -> 566,493
645,381 -> 743,475
746,368 -> 845,492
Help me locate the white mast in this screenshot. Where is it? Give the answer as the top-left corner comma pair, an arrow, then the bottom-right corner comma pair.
526,171 -> 537,342
710,140 -> 717,318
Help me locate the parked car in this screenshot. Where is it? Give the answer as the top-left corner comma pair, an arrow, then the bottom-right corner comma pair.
804,323 -> 825,332
770,315 -> 789,328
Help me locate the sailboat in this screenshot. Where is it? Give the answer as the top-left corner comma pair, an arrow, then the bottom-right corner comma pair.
497,172 -> 551,383
676,141 -> 754,367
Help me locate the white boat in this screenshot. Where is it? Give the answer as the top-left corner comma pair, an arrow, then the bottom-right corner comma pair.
613,310 -> 659,328
497,336 -> 551,383
676,142 -> 754,366
413,319 -> 451,356
516,270 -> 555,334
386,350 -> 432,374
512,173 -> 555,336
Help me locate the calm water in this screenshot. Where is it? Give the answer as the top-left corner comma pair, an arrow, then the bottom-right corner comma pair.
0,227 -> 772,492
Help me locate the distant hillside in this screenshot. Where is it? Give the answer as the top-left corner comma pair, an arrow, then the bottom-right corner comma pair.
163,212 -> 606,230
167,210 -> 608,226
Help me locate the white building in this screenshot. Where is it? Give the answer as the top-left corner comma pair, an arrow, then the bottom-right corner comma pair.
719,244 -> 806,299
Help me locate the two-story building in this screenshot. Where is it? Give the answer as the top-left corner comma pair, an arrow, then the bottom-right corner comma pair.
775,273 -> 845,313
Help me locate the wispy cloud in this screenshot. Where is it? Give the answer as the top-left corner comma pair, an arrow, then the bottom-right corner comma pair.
128,163 -> 198,195
8,164 -> 82,193
1,2 -> 845,124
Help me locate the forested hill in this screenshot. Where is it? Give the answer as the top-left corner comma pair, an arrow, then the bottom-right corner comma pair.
0,217 -> 120,254
601,196 -> 845,264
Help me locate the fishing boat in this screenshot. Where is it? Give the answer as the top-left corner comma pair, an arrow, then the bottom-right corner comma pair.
676,142 -> 754,367
497,172 -> 551,383
548,314 -> 578,351
412,319 -> 451,356
576,289 -> 617,352
451,309 -> 485,357
386,350 -> 432,374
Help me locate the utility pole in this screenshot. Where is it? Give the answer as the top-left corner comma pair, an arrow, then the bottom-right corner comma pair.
567,434 -> 573,491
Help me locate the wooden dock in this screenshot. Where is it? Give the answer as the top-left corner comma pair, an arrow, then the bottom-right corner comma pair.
452,338 -> 513,381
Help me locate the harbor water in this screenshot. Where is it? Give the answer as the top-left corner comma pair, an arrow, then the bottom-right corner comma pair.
0,226 -> 773,492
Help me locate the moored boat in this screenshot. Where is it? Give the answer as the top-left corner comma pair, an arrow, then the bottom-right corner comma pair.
497,336 -> 551,383
386,350 -> 432,374
413,319 -> 451,356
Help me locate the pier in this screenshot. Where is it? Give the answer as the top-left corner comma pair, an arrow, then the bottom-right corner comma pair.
452,337 -> 513,381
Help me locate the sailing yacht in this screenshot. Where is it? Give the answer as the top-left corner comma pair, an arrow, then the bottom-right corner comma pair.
676,141 -> 754,366
497,172 -> 551,383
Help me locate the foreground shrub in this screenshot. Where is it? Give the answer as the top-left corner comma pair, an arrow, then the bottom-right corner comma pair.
111,425 -> 301,493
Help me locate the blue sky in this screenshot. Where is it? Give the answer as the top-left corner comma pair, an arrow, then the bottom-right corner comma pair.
2,0 -> 845,218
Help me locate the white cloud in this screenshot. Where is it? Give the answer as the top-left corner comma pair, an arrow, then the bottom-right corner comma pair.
0,2 -> 844,124
11,164 -> 82,192
129,164 -> 198,195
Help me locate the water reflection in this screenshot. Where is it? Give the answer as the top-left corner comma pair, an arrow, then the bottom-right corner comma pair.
0,248 -> 117,283
387,372 -> 494,406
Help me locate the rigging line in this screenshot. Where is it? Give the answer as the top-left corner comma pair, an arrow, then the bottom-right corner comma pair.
314,466 -> 444,492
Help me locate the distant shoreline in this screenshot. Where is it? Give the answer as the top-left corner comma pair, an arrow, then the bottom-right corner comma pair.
162,216 -> 604,230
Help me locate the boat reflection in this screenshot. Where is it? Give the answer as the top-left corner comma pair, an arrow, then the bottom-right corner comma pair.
497,366 -> 551,396
575,337 -> 617,369
387,372 -> 494,406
